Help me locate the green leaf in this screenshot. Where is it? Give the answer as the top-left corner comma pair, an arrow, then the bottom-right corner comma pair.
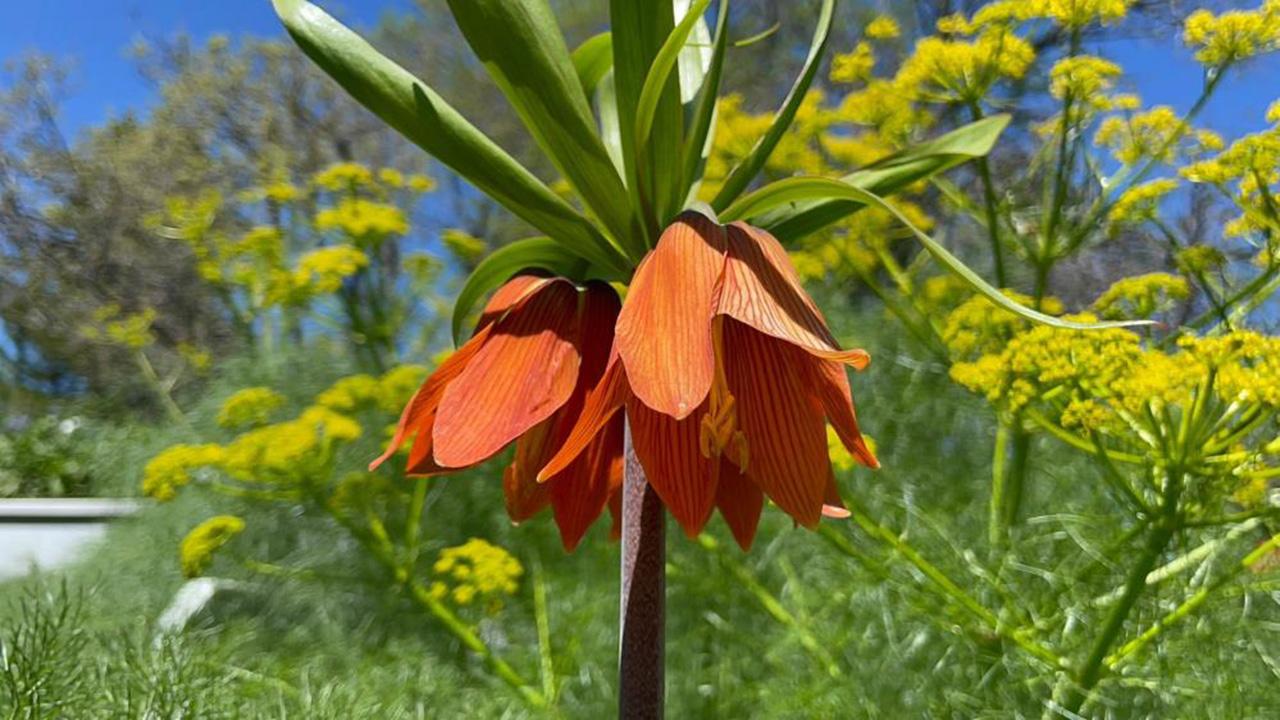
611,0 -> 682,240
271,0 -> 628,276
754,115 -> 1011,242
635,0 -> 711,174
451,238 -> 588,345
675,0 -> 714,104
444,0 -> 633,247
571,32 -> 613,98
709,0 -> 836,211
596,72 -> 626,177
721,177 -> 1153,331
681,0 -> 730,204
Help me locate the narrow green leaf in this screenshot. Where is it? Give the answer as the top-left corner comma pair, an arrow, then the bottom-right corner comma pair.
611,0 -> 681,241
271,0 -> 628,276
596,72 -> 626,177
445,0 -> 633,246
571,32 -> 613,98
451,238 -> 588,345
681,0 -> 730,203
721,177 -> 1153,331
634,0 -> 711,229
709,0 -> 836,211
754,115 -> 1011,242
675,0 -> 714,103
731,22 -> 780,48
634,0 -> 708,145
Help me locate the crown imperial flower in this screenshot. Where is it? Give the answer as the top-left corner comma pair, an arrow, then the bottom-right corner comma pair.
537,213 -> 878,550
372,274 -> 624,550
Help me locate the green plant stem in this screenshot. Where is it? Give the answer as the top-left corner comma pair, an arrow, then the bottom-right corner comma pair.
845,505 -> 1064,669
403,479 -> 428,568
532,560 -> 557,705
989,421 -> 1012,548
1061,472 -> 1182,715
321,502 -> 546,708
1108,531 -> 1280,669
968,102 -> 1007,286
134,350 -> 186,424
699,535 -> 842,678
1063,69 -> 1227,255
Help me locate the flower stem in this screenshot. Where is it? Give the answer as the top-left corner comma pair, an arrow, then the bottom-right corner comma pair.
967,102 -> 1007,287
619,420 -> 665,720
1059,472 -> 1182,715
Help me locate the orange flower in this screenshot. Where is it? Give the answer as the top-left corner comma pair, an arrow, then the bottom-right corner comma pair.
371,273 -> 624,551
541,212 -> 878,550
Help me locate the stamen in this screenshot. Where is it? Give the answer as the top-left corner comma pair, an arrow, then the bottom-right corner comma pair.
699,317 -> 749,469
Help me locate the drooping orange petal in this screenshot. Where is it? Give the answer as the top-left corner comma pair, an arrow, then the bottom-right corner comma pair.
503,417 -> 555,522
369,323 -> 495,472
433,281 -> 582,468
715,457 -> 763,550
549,415 -> 625,551
537,350 -> 629,482
822,474 -> 851,519
615,211 -> 727,420
812,360 -> 879,469
720,223 -> 869,369
476,274 -> 557,333
723,320 -> 831,528
627,396 -> 718,537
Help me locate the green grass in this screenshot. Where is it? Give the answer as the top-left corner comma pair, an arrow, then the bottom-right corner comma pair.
2,324 -> 1278,718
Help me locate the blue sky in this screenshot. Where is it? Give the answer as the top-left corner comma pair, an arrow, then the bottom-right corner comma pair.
0,1 -> 1276,141
0,0 -> 416,135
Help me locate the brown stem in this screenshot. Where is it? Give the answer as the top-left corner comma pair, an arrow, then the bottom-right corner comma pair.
619,419 -> 665,720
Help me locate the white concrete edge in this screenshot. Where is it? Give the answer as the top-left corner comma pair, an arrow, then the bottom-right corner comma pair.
0,498 -> 143,520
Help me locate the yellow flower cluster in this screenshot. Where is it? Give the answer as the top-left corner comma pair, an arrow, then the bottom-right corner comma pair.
790,201 -> 934,282
941,290 -> 1064,360
217,387 -> 287,429
953,322 -> 1280,482
315,198 -> 410,240
177,342 -> 213,373
1096,107 -> 1222,165
897,29 -> 1035,103
1049,55 -> 1122,115
236,226 -> 286,266
311,162 -> 436,195
865,15 -> 901,40
429,538 -> 523,608
1181,125 -> 1280,187
280,245 -> 369,300
220,404 -> 362,481
836,80 -> 934,142
143,366 -> 432,503
1175,244 -> 1228,274
830,42 -> 875,84
1109,178 -> 1179,226
81,305 -> 157,350
939,0 -> 1131,34
441,228 -> 488,265
142,444 -> 226,501
313,162 -> 374,191
1180,332 -> 1280,407
1183,1 -> 1280,66
1090,272 -> 1189,320
315,375 -> 382,412
179,515 -> 246,578
316,366 -> 428,415
950,318 -> 1145,417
